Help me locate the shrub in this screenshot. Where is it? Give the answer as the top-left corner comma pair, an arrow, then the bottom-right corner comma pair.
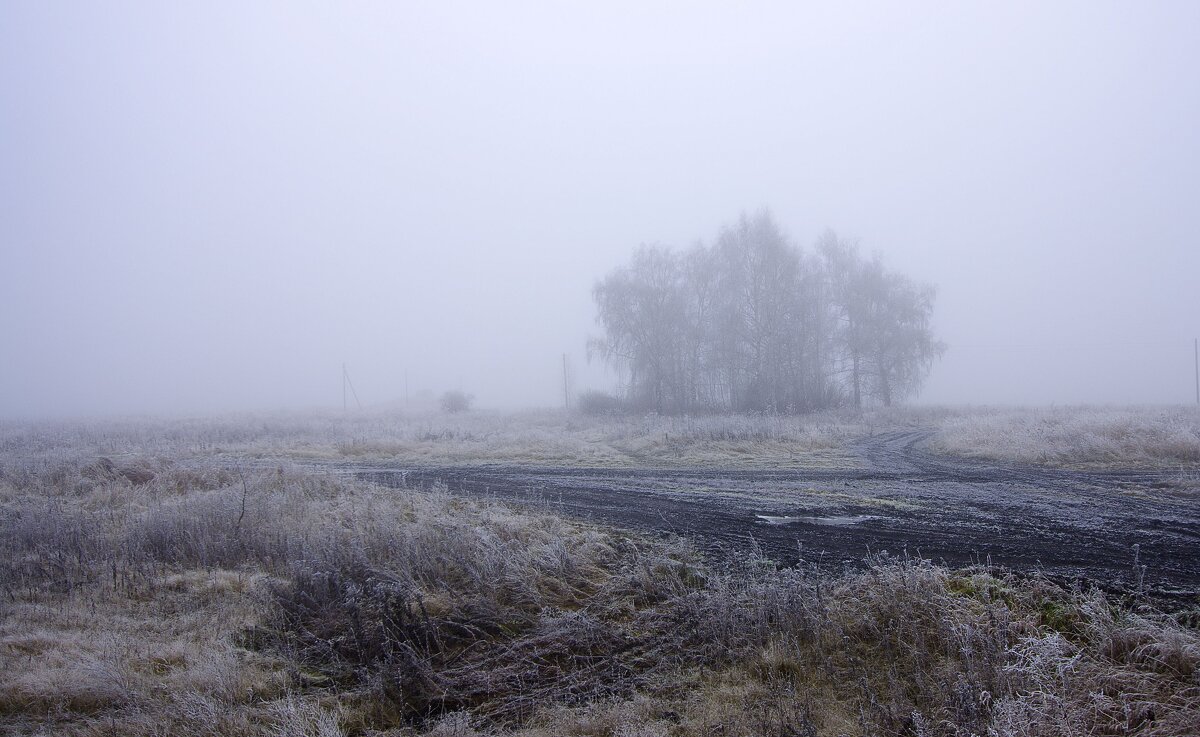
576,390 -> 623,416
440,391 -> 474,413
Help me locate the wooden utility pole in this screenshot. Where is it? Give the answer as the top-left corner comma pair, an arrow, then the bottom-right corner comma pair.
342,363 -> 362,411
562,353 -> 570,411
1194,338 -> 1198,405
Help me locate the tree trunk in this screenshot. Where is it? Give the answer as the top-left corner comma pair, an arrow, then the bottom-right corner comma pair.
852,352 -> 861,409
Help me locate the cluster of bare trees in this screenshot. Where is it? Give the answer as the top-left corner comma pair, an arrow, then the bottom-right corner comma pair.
591,212 -> 944,414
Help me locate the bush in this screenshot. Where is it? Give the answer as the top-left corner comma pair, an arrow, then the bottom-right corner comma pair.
576,390 -> 623,416
440,391 -> 474,413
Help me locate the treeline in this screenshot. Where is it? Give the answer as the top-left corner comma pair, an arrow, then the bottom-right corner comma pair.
591,211 -> 944,414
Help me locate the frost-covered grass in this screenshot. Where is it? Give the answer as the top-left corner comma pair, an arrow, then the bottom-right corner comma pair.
2,451 -> 1198,737
0,408 -> 897,470
931,405 -> 1200,468
5,404 -> 1197,472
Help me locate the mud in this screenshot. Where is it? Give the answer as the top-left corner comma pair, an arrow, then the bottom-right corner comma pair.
341,430 -> 1198,600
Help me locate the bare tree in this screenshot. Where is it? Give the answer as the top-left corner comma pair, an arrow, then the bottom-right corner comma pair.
591,245 -> 691,413
860,268 -> 945,406
593,214 -> 942,413
821,231 -> 871,408
821,231 -> 944,408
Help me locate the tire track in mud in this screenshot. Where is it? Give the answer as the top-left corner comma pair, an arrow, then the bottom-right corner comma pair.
342,430 -> 1199,600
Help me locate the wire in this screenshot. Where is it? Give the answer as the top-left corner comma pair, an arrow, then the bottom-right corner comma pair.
343,365 -> 363,410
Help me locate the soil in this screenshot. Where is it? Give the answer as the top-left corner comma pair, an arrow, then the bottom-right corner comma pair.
340,430 -> 1199,601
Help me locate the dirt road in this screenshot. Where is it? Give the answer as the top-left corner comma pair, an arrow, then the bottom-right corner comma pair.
347,430 -> 1199,599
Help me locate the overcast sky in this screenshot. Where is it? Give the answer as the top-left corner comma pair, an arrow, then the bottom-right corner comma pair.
2,1 -> 1198,417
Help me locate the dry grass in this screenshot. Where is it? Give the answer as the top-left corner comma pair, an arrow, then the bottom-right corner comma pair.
931,406 -> 1200,469
3,414 -> 1200,736
0,408 -> 894,470
5,404 -> 1198,472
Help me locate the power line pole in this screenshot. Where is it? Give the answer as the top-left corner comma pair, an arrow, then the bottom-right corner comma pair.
342,363 -> 362,411
1194,338 -> 1198,406
562,353 -> 570,411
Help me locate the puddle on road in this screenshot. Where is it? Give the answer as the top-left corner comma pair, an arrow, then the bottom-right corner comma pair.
756,513 -> 879,526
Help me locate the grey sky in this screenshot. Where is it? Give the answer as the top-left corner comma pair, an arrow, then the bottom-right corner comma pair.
2,1 -> 1198,417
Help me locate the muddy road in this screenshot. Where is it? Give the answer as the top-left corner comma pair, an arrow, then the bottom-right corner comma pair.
344,430 -> 1199,599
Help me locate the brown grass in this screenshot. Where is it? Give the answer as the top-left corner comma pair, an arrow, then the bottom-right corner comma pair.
2,422 -> 1199,736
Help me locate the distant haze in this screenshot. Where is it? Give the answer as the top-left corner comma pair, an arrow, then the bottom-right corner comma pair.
2,2 -> 1198,417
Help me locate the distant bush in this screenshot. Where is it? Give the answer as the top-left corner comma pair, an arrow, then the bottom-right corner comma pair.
576,390 -> 624,416
439,390 -> 473,413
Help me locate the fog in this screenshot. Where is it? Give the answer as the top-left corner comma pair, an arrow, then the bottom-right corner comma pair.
2,1 -> 1198,418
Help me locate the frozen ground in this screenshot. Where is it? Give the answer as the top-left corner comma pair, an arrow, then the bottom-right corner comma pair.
6,407 -> 1197,599
5,408 -> 1200,734
319,428 -> 1200,601
8,405 -> 1195,469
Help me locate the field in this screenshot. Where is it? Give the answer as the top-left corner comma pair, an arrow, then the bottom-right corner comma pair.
8,404 -> 1197,470
2,406 -> 1199,736
930,406 -> 1200,469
